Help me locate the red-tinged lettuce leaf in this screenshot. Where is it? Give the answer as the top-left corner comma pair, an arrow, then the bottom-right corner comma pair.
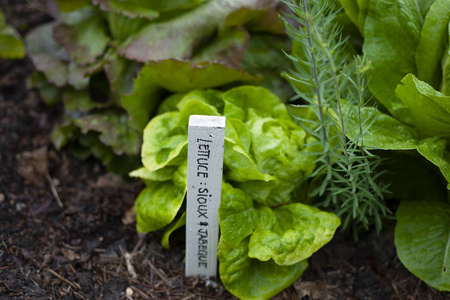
25,23 -> 69,87
103,51 -> 140,104
53,16 -> 110,66
218,237 -> 308,300
67,58 -> 104,90
73,110 -> 141,156
121,60 -> 261,131
93,0 -> 207,20
52,0 -> 91,12
192,27 -> 249,68
142,60 -> 261,92
116,0 -> 277,62
395,200 -> 450,291
241,34 -> 292,100
106,12 -> 147,41
75,132 -> 141,174
29,71 -> 63,105
225,7 -> 285,35
62,89 -> 111,112
92,0 -> 158,20
49,5 -> 98,26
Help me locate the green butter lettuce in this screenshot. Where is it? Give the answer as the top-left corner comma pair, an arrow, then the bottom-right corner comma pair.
134,161 -> 187,233
248,203 -> 341,265
218,238 -> 308,300
219,183 -> 257,247
132,86 -> 340,299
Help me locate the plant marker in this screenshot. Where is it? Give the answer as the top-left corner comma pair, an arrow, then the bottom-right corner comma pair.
186,115 -> 226,277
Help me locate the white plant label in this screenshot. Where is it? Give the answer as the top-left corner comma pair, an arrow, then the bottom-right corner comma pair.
186,115 -> 226,277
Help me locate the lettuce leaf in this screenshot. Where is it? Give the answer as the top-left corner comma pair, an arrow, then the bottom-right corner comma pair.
395,200 -> 450,291
0,10 -> 25,59
339,0 -> 370,34
347,105 -> 450,188
396,73 -> 450,137
117,0 -> 277,62
218,237 -> 308,300
26,23 -> 69,87
415,0 -> 450,90
248,203 -> 340,266
363,0 -> 433,122
441,24 -> 450,95
135,162 -> 187,233
53,15 -> 110,66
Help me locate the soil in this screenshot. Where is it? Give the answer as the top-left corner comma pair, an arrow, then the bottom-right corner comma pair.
1,1 -> 450,300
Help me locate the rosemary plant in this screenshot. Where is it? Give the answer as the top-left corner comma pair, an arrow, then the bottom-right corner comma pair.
282,0 -> 391,237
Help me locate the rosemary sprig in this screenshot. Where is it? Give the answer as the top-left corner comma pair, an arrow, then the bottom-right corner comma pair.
282,0 -> 391,237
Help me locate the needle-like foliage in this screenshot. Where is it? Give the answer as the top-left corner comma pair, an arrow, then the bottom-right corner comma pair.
282,0 -> 391,237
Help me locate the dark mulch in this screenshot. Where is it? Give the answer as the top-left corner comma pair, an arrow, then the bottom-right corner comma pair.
1,1 -> 449,299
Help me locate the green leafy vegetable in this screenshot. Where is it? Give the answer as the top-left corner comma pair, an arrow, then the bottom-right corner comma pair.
132,86 -> 340,299
248,203 -> 340,265
218,238 -> 308,300
134,162 -> 187,233
53,15 -> 110,65
395,200 -> 450,291
116,0 -> 276,62
339,0 -> 370,34
0,10 -> 25,59
27,0 -> 284,175
338,0 -> 450,291
415,0 -> 450,89
363,0 -> 432,122
396,74 -> 450,138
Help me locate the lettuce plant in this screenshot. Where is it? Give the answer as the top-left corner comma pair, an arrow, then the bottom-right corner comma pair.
26,0 -> 291,173
0,9 -> 25,59
131,86 -> 341,299
337,0 -> 450,291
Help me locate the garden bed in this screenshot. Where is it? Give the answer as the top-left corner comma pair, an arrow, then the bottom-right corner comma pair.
0,1 -> 449,299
